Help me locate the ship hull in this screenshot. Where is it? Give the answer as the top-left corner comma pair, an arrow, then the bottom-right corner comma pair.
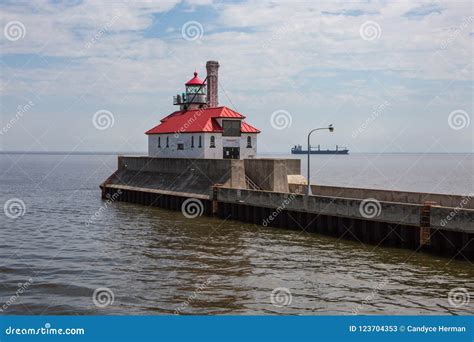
291,150 -> 349,155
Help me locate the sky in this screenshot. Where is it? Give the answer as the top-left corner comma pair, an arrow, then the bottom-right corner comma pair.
0,0 -> 472,153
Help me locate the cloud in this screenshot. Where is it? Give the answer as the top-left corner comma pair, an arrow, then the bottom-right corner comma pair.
403,4 -> 443,18
0,0 -> 472,152
321,9 -> 379,17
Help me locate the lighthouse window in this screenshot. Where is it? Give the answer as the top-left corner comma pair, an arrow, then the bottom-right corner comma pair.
222,120 -> 241,137
186,85 -> 206,94
198,136 -> 202,148
158,137 -> 161,148
210,136 -> 216,148
166,136 -> 169,148
177,143 -> 184,150
246,136 -> 252,148
191,136 -> 194,148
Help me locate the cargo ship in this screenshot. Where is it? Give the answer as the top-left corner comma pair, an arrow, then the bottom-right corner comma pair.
291,145 -> 349,155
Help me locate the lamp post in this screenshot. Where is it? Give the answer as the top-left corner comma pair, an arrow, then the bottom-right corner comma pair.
307,125 -> 334,195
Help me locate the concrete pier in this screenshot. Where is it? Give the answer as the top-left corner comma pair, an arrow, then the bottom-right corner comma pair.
101,156 -> 474,261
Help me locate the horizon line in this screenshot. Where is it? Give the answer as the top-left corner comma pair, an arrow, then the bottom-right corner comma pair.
0,151 -> 472,155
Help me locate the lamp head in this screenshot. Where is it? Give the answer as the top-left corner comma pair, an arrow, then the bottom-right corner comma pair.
328,124 -> 334,132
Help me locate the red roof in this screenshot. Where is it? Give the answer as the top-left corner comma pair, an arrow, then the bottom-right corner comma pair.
185,72 -> 205,86
146,106 -> 260,134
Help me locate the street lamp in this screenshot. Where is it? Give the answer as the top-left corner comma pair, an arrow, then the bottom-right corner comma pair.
307,124 -> 334,195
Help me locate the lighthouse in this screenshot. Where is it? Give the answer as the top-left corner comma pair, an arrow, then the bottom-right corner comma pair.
173,71 -> 207,111
146,61 -> 260,159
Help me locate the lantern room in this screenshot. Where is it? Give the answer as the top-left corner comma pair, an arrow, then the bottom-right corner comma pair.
173,72 -> 207,110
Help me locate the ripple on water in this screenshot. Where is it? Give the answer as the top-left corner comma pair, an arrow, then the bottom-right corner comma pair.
1,154 -> 473,315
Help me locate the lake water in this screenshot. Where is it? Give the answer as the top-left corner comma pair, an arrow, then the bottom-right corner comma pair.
0,153 -> 473,315
266,152 -> 473,195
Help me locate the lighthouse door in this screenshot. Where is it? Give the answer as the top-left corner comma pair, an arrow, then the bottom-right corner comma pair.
223,147 -> 240,159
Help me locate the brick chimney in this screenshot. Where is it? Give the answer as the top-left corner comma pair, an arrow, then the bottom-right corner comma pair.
206,60 -> 219,108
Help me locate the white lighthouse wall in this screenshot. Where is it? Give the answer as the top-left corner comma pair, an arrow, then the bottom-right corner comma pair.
202,133 -> 257,159
203,132 -> 222,159
148,132 -> 258,159
148,133 -> 205,158
240,133 -> 257,159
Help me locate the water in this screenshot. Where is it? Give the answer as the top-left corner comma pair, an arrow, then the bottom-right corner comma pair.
0,153 -> 473,315
267,152 -> 474,195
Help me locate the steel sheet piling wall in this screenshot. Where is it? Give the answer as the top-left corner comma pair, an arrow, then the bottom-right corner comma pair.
101,185 -> 473,260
